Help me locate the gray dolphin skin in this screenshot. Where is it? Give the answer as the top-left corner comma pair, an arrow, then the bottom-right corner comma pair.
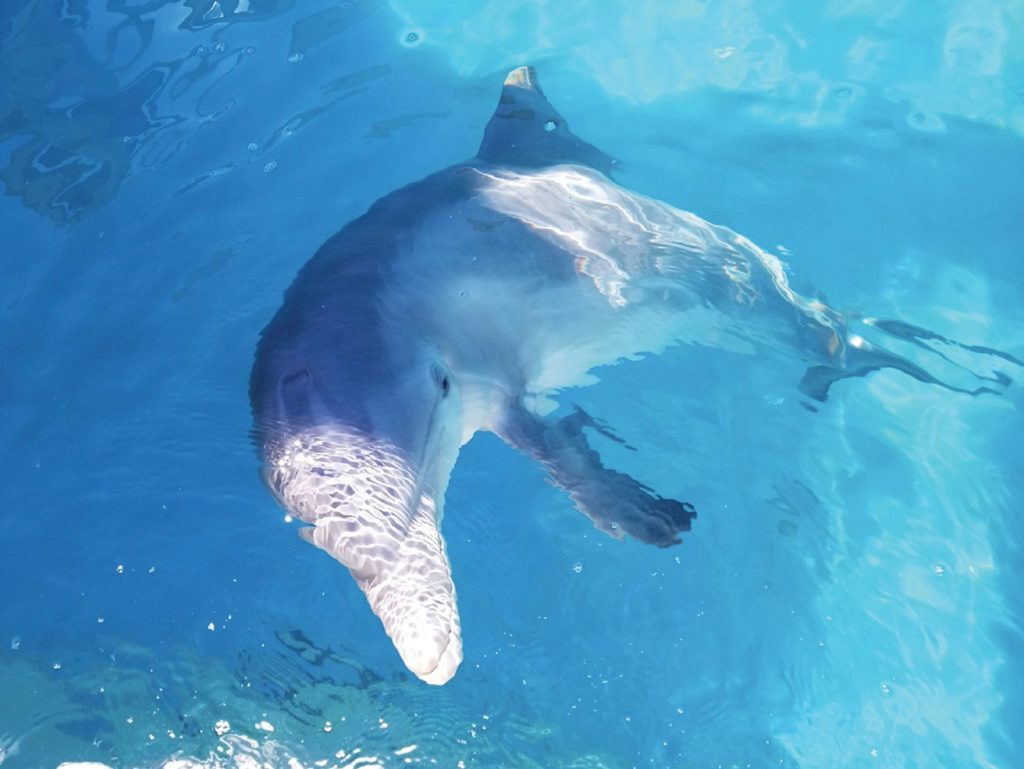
250,66 -> 1016,685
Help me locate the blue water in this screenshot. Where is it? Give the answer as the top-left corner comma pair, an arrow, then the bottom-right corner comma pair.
2,1 -> 1023,767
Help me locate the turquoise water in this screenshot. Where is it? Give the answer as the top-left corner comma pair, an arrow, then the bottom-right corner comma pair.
1,1 -> 1023,767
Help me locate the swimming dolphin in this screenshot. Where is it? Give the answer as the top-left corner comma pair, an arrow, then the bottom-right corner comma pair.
250,66 -> 1015,685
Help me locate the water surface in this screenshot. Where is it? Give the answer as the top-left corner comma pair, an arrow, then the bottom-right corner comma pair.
1,1 -> 1022,767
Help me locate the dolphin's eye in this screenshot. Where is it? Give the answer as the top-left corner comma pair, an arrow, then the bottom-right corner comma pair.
431,363 -> 451,397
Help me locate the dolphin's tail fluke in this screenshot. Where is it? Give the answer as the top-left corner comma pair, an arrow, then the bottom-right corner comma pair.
799,317 -> 1020,403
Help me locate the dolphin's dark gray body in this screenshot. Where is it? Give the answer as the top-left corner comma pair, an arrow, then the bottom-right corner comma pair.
250,67 -> 1015,684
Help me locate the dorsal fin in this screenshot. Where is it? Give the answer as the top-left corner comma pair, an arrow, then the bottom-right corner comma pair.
477,66 -> 615,174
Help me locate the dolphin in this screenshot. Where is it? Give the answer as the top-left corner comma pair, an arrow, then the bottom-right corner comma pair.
250,66 -> 1016,685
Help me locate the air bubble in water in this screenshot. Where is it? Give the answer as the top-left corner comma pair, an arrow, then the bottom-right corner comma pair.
401,30 -> 423,47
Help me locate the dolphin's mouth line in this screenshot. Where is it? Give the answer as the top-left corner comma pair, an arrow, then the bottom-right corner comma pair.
408,370 -> 452,522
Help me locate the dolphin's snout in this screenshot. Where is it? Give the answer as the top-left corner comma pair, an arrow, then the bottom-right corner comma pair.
386,597 -> 463,685
358,494 -> 463,685
267,428 -> 463,684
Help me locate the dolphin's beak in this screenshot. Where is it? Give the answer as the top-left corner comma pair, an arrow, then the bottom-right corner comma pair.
266,428 -> 463,684
301,492 -> 462,685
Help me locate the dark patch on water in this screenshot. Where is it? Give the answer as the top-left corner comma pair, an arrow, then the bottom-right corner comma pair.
366,111 -> 450,140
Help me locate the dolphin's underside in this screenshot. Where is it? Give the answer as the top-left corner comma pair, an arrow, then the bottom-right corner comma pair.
250,66 -> 1017,684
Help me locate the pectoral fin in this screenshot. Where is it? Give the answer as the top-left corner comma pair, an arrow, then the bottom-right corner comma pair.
495,405 -> 695,547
